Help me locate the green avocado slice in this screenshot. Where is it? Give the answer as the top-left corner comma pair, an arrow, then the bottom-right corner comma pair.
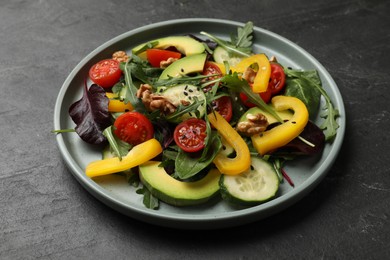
139,161 -> 221,207
158,53 -> 207,80
132,36 -> 205,56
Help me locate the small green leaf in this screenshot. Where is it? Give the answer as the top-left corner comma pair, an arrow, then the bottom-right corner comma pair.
284,68 -> 339,141
220,72 -> 282,122
103,126 -> 132,161
136,187 -> 159,209
120,60 -> 147,113
200,21 -> 254,57
132,40 -> 159,55
165,97 -> 203,121
175,131 -> 222,180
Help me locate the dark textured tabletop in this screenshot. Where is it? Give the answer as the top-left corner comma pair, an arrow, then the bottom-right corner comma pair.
1,0 -> 389,259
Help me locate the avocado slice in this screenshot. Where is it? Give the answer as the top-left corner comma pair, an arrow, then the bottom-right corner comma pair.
159,53 -> 206,80
239,106 -> 293,125
139,161 -> 221,206
132,36 -> 205,56
161,84 -> 207,122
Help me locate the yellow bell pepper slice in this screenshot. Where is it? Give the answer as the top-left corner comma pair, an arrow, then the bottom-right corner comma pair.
251,96 -> 309,155
106,92 -> 133,113
208,111 -> 251,175
86,138 -> 162,178
231,54 -> 271,93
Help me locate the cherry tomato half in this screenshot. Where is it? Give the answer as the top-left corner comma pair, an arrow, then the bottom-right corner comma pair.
269,63 -> 286,95
114,112 -> 154,146
89,59 -> 122,88
146,49 -> 182,67
211,96 -> 233,122
202,61 -> 223,91
202,61 -> 222,79
239,84 -> 272,107
173,118 -> 207,153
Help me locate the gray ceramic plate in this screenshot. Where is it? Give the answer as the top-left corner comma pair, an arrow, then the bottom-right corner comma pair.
54,18 -> 345,229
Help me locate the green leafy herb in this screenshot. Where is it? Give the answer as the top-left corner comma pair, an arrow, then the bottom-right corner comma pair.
136,187 -> 159,209
284,69 -> 322,118
228,89 -> 246,126
231,22 -> 254,51
200,21 -> 253,57
284,68 -> 339,141
127,55 -> 163,85
125,170 -> 140,187
199,116 -> 213,161
154,74 -> 209,88
175,130 -> 222,180
132,40 -> 159,55
51,128 -> 76,133
220,72 -> 282,122
103,126 -> 132,160
120,59 -> 147,113
164,97 -> 203,122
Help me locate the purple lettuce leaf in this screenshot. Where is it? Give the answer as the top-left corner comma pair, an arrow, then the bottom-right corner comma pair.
69,83 -> 112,145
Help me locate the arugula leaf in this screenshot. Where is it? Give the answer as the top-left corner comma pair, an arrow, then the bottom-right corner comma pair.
200,21 -> 254,57
164,97 -> 203,122
132,40 -> 159,55
228,89 -> 246,126
103,126 -> 132,160
154,74 -> 209,88
129,65 -> 162,86
284,68 -> 339,141
120,59 -> 147,113
220,72 -> 282,122
175,131 -> 222,180
231,21 -> 254,51
199,116 -> 212,161
125,170 -> 140,187
136,187 -> 159,209
319,93 -> 340,142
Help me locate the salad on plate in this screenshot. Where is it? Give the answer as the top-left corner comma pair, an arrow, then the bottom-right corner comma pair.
54,22 -> 340,209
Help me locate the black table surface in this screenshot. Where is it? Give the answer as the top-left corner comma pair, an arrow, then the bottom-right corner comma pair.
1,0 -> 389,258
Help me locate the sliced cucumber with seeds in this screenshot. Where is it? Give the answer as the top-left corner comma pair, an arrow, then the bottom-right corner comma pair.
162,84 -> 206,122
213,46 -> 242,67
219,156 -> 279,206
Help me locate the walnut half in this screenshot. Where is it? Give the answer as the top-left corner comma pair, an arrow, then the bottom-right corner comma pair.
112,51 -> 129,63
137,84 -> 177,114
236,113 -> 269,136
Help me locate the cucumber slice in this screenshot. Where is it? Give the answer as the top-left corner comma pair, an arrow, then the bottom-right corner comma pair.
162,84 -> 206,122
213,46 -> 242,67
219,157 -> 279,206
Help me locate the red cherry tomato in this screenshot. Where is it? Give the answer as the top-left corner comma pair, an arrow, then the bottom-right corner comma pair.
202,61 -> 222,91
269,63 -> 286,95
173,118 -> 207,153
211,96 -> 233,122
202,61 -> 222,79
239,63 -> 285,106
239,85 -> 272,107
113,112 -> 154,146
146,49 -> 182,67
89,59 -> 122,88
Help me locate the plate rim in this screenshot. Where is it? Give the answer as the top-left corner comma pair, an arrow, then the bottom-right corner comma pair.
54,18 -> 346,229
